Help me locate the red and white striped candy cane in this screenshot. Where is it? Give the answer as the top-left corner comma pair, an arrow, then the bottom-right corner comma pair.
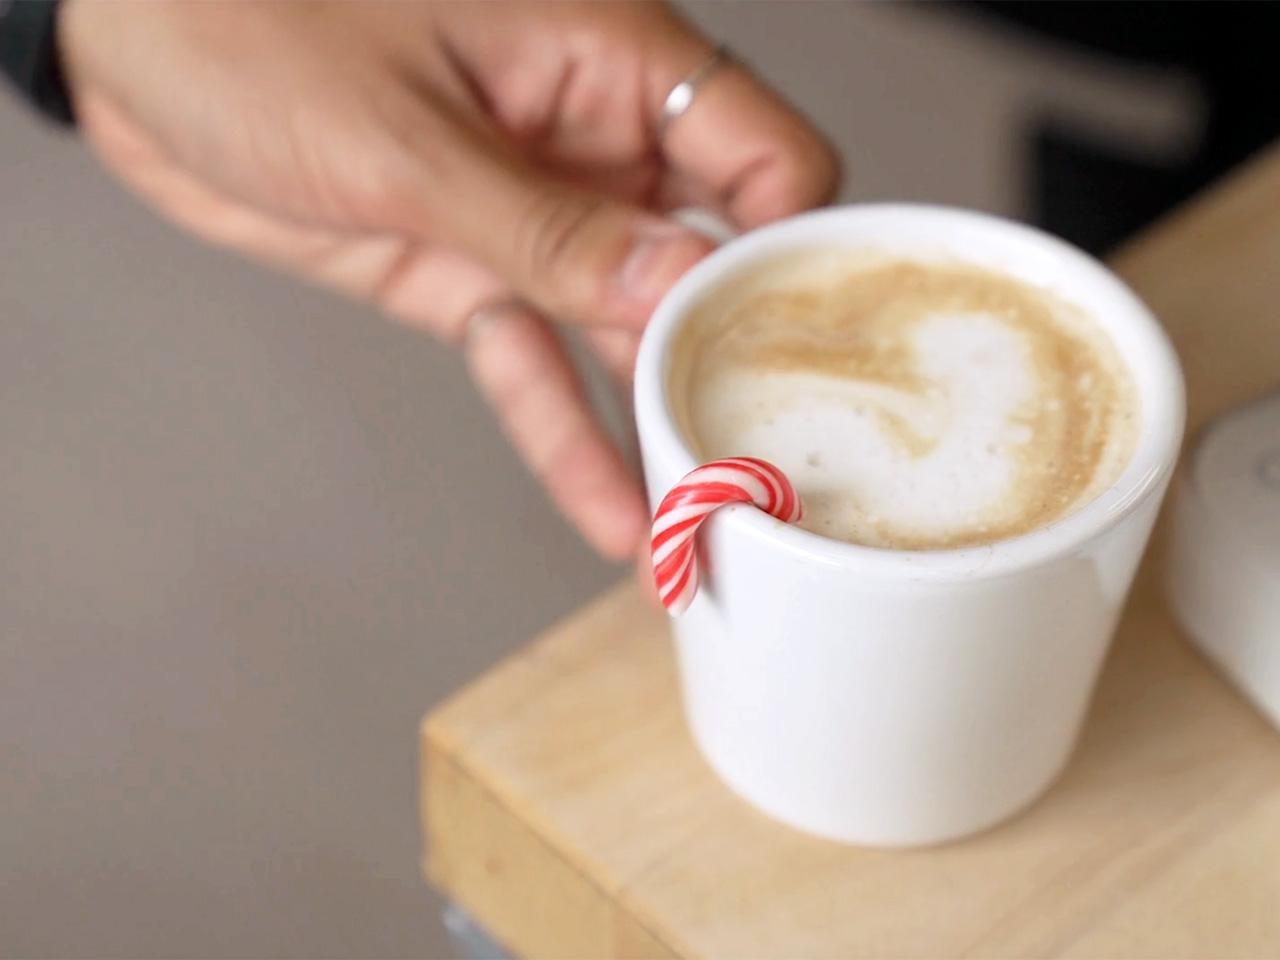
651,457 -> 803,615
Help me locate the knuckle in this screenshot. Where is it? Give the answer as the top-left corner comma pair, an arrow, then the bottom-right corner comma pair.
561,13 -> 619,64
515,188 -> 604,289
360,147 -> 433,228
335,93 -> 449,229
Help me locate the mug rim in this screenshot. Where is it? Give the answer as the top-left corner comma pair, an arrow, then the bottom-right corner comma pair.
634,203 -> 1186,581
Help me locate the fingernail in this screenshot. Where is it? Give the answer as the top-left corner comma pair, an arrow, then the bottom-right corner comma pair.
616,223 -> 710,306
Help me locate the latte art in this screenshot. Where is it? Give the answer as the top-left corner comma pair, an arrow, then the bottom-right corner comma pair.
669,252 -> 1139,550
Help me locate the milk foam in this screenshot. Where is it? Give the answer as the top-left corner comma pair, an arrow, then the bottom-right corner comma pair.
670,252 -> 1138,550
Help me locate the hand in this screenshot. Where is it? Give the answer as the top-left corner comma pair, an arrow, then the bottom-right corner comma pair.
58,0 -> 840,560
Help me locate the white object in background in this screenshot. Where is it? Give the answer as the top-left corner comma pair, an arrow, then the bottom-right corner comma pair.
635,205 -> 1186,847
1167,392 -> 1280,730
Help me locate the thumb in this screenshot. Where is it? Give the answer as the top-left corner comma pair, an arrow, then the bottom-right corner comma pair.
384,119 -> 714,329
463,159 -> 714,329
497,186 -> 716,330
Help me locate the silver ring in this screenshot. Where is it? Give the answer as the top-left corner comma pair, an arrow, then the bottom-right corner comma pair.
658,45 -> 731,140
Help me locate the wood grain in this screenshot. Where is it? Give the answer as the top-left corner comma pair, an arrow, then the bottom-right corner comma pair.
423,143 -> 1280,959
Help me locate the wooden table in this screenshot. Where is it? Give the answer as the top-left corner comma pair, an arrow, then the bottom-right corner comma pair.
421,146 -> 1280,960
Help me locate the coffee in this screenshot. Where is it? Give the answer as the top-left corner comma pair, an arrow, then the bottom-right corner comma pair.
669,250 -> 1139,550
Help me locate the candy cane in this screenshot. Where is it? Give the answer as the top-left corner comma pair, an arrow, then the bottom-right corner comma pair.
651,457 -> 803,615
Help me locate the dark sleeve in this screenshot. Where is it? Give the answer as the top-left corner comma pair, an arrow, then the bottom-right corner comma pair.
0,0 -> 75,126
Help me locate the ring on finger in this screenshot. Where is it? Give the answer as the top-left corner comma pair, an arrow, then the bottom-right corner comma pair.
658,44 -> 732,141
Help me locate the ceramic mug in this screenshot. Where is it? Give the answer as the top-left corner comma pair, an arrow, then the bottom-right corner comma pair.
634,204 -> 1185,846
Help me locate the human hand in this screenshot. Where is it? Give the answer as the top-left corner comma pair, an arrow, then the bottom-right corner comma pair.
58,0 -> 840,560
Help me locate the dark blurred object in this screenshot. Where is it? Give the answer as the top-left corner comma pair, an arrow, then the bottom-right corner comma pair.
960,2 -> 1280,254
0,0 -> 75,125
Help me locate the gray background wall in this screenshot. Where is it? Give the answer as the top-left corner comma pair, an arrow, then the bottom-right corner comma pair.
0,4 -> 1192,957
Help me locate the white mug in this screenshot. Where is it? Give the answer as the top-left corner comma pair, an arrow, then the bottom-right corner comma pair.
634,204 -> 1185,846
